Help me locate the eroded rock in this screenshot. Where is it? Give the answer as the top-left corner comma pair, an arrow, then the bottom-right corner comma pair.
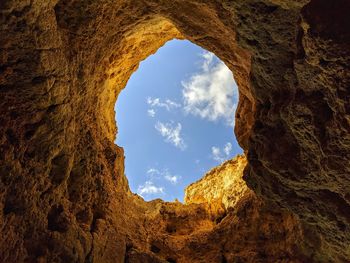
0,0 -> 349,262
124,155 -> 305,263
185,155 -> 249,210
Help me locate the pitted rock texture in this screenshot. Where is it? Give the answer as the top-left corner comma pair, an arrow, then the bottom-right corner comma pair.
185,155 -> 249,210
0,0 -> 349,262
122,157 -> 305,263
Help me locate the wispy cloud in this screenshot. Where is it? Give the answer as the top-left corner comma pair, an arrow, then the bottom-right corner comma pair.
155,121 -> 186,150
224,142 -> 232,156
147,97 -> 181,111
147,168 -> 160,176
147,109 -> 156,117
211,142 -> 232,163
137,181 -> 164,196
212,146 -> 222,162
147,168 -> 180,185
182,51 -> 237,127
164,170 -> 180,184
201,52 -> 214,71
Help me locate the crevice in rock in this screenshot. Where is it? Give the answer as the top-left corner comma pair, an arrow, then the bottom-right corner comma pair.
166,257 -> 177,263
47,204 -> 69,233
150,244 -> 161,254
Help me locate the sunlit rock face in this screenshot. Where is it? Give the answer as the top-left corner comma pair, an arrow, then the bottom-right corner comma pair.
125,156 -> 304,263
185,155 -> 249,210
0,0 -> 349,262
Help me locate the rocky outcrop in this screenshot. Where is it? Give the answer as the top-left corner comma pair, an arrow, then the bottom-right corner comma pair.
0,0 -> 349,262
123,156 -> 305,263
185,155 -> 249,210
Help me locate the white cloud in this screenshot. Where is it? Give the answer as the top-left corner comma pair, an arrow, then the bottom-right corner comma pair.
155,121 -> 186,150
147,97 -> 181,111
147,168 -> 180,185
211,142 -> 233,163
201,52 -> 214,71
147,109 -> 156,117
164,170 -> 180,185
147,168 -> 160,175
224,142 -> 232,156
212,146 -> 223,162
182,51 -> 237,127
165,174 -> 178,184
137,181 -> 164,196
146,168 -> 161,178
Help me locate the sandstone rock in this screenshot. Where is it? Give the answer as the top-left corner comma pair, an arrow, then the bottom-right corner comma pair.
185,155 -> 249,210
0,0 -> 349,262
124,157 -> 305,263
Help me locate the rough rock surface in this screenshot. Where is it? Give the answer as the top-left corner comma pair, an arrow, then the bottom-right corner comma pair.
185,155 -> 249,210
0,0 -> 349,262
123,156 -> 305,263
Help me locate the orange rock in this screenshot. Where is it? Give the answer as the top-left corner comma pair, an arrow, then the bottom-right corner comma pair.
0,0 -> 349,262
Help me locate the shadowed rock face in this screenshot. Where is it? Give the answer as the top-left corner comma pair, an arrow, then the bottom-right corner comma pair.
0,0 -> 349,262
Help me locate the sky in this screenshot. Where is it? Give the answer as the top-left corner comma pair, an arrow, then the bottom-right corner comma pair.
115,39 -> 242,202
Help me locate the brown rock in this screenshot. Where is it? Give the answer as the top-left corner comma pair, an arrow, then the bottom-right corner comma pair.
125,156 -> 304,263
0,0 -> 349,262
185,155 -> 249,210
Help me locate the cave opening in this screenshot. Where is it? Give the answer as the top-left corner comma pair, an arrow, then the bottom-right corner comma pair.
115,39 -> 242,202
1,1 -> 349,261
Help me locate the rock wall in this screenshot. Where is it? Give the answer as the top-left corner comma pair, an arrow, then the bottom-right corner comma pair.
185,155 -> 249,210
0,0 -> 349,262
124,156 -> 305,263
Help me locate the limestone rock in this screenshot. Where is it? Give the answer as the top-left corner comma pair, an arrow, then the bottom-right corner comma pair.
185,155 -> 249,210
0,0 -> 349,262
122,157 -> 304,263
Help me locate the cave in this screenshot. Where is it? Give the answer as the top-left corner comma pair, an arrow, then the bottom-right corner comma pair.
0,0 -> 349,263
115,39 -> 241,202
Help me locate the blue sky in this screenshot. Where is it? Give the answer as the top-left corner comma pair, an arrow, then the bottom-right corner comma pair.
115,40 -> 242,202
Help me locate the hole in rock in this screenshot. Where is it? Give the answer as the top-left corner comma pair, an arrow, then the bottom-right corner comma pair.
150,244 -> 161,253
166,257 -> 177,263
115,40 -> 242,201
